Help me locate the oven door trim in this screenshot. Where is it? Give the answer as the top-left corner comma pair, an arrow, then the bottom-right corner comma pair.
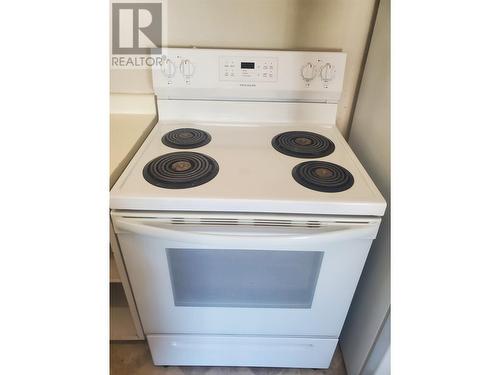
113,216 -> 379,248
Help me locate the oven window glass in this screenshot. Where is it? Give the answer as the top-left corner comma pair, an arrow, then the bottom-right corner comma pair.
167,249 -> 323,308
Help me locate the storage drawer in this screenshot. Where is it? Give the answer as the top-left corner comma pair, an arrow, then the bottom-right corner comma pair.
147,334 -> 338,368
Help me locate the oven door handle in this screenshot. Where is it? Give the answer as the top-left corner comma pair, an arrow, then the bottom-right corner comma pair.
113,218 -> 378,246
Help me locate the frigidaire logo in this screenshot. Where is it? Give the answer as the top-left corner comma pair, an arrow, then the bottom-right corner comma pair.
112,2 -> 162,55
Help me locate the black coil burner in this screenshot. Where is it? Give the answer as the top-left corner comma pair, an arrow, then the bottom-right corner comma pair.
272,131 -> 335,158
143,152 -> 219,189
162,128 -> 211,149
292,161 -> 354,193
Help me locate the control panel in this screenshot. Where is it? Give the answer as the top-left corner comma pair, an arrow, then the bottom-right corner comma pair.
153,48 -> 346,103
220,57 -> 278,82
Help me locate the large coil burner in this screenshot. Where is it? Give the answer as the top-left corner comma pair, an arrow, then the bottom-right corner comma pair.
143,152 -> 219,189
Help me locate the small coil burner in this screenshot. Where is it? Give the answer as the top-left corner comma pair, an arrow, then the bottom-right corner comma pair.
162,128 -> 211,149
272,131 -> 335,158
143,152 -> 219,189
292,161 -> 354,192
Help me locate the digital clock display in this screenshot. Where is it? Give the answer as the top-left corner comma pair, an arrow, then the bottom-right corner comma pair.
241,62 -> 255,69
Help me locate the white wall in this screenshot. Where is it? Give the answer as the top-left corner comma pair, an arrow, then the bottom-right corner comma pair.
110,0 -> 378,136
340,0 -> 390,373
372,345 -> 390,375
363,312 -> 391,375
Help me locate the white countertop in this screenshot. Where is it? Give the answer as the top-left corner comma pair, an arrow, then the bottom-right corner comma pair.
110,94 -> 157,188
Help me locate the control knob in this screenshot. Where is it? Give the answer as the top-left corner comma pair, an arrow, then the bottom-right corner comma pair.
160,57 -> 176,78
320,63 -> 335,83
301,62 -> 317,83
180,59 -> 195,79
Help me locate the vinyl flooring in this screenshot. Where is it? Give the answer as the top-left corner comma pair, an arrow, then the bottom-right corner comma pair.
110,341 -> 347,375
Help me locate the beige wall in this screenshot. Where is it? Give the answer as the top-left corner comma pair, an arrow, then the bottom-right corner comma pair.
111,0 -> 377,136
340,0 -> 390,374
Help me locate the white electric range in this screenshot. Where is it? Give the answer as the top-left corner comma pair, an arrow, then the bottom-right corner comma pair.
110,48 -> 386,369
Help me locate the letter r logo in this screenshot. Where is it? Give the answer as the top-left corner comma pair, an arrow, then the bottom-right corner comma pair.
112,3 -> 162,54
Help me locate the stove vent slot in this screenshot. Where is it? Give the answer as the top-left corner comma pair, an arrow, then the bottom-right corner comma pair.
250,219 -> 322,228
168,217 -> 323,228
170,218 -> 240,226
252,219 -> 292,227
199,218 -> 239,226
171,218 -> 187,224
306,221 -> 322,228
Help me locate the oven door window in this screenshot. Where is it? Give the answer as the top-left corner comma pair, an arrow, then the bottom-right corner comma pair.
167,249 -> 323,308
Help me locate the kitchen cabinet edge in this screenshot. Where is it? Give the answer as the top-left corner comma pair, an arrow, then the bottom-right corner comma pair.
109,220 -> 145,340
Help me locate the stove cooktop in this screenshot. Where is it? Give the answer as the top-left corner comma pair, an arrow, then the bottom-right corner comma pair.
110,122 -> 386,216
144,128 -> 353,193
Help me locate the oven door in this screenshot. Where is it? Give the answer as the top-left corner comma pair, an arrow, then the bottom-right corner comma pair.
112,212 -> 380,337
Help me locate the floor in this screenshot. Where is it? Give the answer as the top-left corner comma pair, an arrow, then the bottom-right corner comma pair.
110,341 -> 347,375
